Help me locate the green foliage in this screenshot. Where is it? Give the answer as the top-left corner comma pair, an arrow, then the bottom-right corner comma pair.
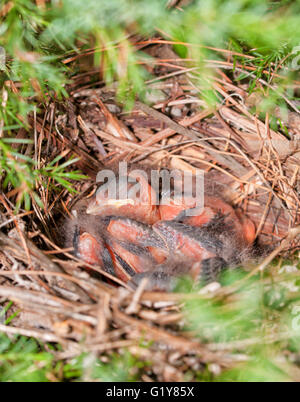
1,0 -> 299,116
0,138 -> 87,210
218,357 -> 290,382
0,333 -> 148,382
0,333 -> 54,382
178,262 -> 300,382
85,351 -> 147,382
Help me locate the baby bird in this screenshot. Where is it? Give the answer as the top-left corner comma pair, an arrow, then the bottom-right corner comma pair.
86,169 -> 160,224
63,199 -> 115,276
64,170 -> 257,290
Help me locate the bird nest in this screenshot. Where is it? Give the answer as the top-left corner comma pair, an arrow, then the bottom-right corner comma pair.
0,42 -> 300,380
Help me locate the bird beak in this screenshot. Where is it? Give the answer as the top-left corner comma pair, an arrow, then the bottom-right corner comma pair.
86,198 -> 135,215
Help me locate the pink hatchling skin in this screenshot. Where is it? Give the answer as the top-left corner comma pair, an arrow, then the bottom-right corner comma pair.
65,175 -> 257,290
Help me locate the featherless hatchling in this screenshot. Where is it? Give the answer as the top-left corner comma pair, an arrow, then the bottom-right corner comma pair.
64,169 -> 257,291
